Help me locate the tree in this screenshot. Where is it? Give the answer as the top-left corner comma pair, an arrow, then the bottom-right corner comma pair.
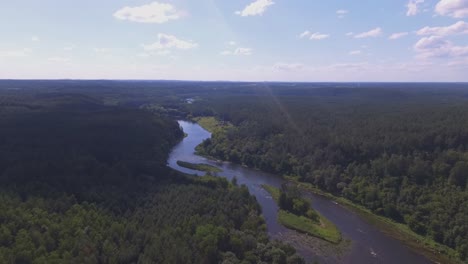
449,161 -> 468,188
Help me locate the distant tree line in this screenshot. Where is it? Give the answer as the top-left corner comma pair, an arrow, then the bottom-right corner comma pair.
192,87 -> 468,260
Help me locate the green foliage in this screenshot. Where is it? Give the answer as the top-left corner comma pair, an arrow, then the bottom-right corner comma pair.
290,177 -> 462,264
449,161 -> 468,187
277,184 -> 312,219
0,90 -> 303,264
0,96 -> 184,192
192,87 -> 468,261
0,179 -> 303,263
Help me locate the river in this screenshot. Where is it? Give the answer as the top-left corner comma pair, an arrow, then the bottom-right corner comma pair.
168,120 -> 433,264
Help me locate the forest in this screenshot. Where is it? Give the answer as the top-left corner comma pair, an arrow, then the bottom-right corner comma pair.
2,80 -> 468,263
189,85 -> 468,261
0,84 -> 304,264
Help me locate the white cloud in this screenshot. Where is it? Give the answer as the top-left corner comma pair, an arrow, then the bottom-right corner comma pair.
349,50 -> 362,55
417,21 -> 468,36
273,63 -> 304,71
435,0 -> 468,18
299,31 -> 329,40
299,31 -> 311,38
0,48 -> 32,58
346,32 -> 354,37
415,36 -> 448,51
31,36 -> 40,42
221,42 -> 252,56
309,32 -> 330,40
234,48 -> 253,55
336,9 -> 349,18
414,35 -> 468,58
136,52 -> 174,58
407,0 -> 424,16
389,32 -> 409,40
63,45 -> 75,51
235,0 -> 274,17
114,2 -> 181,23
220,47 -> 252,56
336,9 -> 349,15
143,34 -> 198,51
354,28 -> 383,38
324,62 -> 370,71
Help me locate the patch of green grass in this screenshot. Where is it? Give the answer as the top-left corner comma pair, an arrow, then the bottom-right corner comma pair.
192,116 -> 231,133
176,160 -> 222,173
278,210 -> 341,244
262,184 -> 280,201
263,185 -> 342,244
285,176 -> 463,264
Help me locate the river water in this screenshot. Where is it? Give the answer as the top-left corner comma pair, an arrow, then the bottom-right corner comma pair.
168,121 -> 432,264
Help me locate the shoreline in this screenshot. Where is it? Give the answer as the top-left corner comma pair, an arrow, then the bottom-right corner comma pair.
285,177 -> 462,264
191,118 -> 462,264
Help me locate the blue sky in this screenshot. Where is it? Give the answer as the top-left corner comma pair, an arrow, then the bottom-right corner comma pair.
1,0 -> 468,81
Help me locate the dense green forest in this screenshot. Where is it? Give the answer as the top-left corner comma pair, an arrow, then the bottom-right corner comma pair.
190,86 -> 468,261
0,87 -> 303,264
2,80 -> 468,262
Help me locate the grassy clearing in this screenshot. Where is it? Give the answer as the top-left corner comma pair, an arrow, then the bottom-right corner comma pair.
263,185 -> 342,244
263,184 -> 280,201
176,160 -> 222,173
192,116 -> 231,133
278,210 -> 341,244
285,176 -> 463,264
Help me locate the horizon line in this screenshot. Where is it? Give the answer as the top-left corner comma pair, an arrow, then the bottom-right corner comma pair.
1,79 -> 468,84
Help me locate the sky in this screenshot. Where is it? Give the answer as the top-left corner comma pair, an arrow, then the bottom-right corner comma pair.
1,0 -> 468,81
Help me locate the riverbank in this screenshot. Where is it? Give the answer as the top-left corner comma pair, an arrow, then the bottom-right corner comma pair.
191,117 -> 462,264
174,120 -> 453,263
192,116 -> 462,264
285,176 -> 462,264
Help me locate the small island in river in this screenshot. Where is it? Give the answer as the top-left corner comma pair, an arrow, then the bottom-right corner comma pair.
177,160 -> 223,173
263,184 -> 342,244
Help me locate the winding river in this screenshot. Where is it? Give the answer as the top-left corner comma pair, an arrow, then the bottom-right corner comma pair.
168,121 -> 432,264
